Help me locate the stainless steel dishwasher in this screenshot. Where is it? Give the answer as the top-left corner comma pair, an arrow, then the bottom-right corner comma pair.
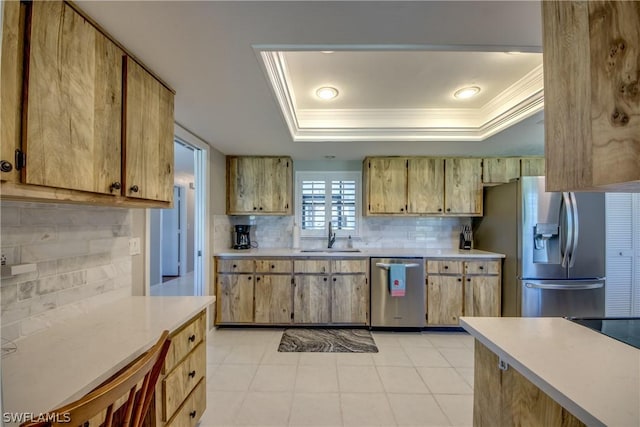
371,258 -> 425,328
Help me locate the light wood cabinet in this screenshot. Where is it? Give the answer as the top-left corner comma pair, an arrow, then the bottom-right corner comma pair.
444,158 -> 483,215
426,260 -> 464,275
216,259 -> 254,273
366,157 -> 408,214
464,276 -> 501,317
216,274 -> 254,323
542,1 -> 640,192
255,259 -> 293,274
294,259 -> 330,274
22,1 -> 123,195
520,158 -> 545,177
293,275 -> 331,324
427,275 -> 464,326
254,275 -> 292,324
124,57 -> 174,202
331,274 -> 368,324
226,156 -> 292,215
407,157 -> 445,214
473,341 -> 585,427
482,158 -> 521,185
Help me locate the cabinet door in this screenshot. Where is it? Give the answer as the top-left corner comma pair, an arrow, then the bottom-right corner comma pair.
407,158 -> 445,214
293,260 -> 330,274
216,274 -> 254,323
23,2 -> 122,194
520,158 -> 545,176
444,158 -> 483,215
259,157 -> 291,214
293,275 -> 330,323
227,157 -> 258,213
366,158 -> 407,214
427,275 -> 463,325
254,275 -> 292,324
124,57 -> 174,202
482,158 -> 520,185
331,275 -> 368,324
464,276 -> 501,317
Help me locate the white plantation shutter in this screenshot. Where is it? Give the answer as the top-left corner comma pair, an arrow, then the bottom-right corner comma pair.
296,172 -> 360,237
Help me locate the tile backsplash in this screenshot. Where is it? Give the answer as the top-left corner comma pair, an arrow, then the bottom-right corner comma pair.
1,202 -> 133,341
213,214 -> 470,251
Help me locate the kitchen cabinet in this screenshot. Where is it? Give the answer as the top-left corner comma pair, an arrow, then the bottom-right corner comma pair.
123,57 -> 175,202
226,156 -> 292,215
520,158 -> 545,177
364,157 -> 482,216
331,275 -> 368,324
482,158 -> 520,185
473,340 -> 584,427
426,259 -> 501,326
542,1 -> 640,192
254,275 -> 292,324
294,259 -> 330,274
216,274 -> 254,323
293,275 -> 331,324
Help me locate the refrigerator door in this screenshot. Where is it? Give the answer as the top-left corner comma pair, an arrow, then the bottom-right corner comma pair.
521,279 -> 605,317
568,192 -> 606,279
520,177 -> 567,280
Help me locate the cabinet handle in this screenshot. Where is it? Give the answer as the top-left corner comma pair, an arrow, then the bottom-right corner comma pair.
0,160 -> 13,172
446,208 -> 451,212
232,264 -> 237,268
189,411 -> 197,418
444,265 -> 449,270
256,277 -> 260,282
130,185 -> 139,193
248,276 -> 252,280
333,277 -> 336,282
188,334 -> 196,342
259,207 -> 263,210
467,278 -> 471,282
271,264 -> 275,269
324,277 -> 327,282
188,370 -> 196,378
253,207 -> 257,210
400,207 -> 404,212
457,278 -> 462,282
479,266 -> 484,270
110,181 -> 121,191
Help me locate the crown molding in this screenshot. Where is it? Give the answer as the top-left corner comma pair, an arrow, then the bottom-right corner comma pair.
260,50 -> 544,142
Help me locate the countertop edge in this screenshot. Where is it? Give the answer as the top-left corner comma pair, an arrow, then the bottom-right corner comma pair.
214,248 -> 505,259
460,318 -> 604,427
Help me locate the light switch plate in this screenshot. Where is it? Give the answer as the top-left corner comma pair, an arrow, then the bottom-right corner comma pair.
129,238 -> 141,256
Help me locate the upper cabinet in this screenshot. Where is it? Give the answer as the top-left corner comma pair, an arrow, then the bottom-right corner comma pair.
542,1 -> 640,192
482,157 -> 545,186
364,157 -> 482,216
226,156 -> 292,215
0,1 -> 176,207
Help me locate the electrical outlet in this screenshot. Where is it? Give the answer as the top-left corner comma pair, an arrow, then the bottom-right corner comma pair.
128,238 -> 141,256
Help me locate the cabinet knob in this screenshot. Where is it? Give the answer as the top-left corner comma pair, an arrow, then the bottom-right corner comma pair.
259,207 -> 263,210
438,208 -> 443,212
446,208 -> 451,212
333,277 -> 336,282
232,264 -> 237,268
479,266 -> 484,270
189,411 -> 197,419
256,277 -> 260,282
253,207 -> 257,210
188,334 -> 196,342
324,277 -> 327,282
444,265 -> 449,269
467,278 -> 471,282
109,181 -> 121,191
400,207 -> 404,212
188,370 -> 196,378
271,264 -> 275,269
248,276 -> 252,280
130,185 -> 139,193
0,160 -> 13,172
457,278 -> 462,282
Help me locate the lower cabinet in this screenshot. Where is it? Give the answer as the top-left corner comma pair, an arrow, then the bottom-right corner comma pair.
293,275 -> 331,324
254,274 -> 292,324
474,340 -> 584,427
216,274 -> 254,323
427,275 -> 464,325
331,274 -> 368,324
464,275 -> 501,317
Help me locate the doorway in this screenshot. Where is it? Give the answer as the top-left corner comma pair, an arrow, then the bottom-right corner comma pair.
150,139 -> 205,296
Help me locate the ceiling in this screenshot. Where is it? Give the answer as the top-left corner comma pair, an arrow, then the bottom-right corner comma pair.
77,1 -> 545,160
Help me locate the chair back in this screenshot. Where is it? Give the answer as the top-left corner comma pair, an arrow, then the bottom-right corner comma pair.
21,330 -> 171,427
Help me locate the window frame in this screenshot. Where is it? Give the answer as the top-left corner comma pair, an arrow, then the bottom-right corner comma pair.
295,171 -> 361,238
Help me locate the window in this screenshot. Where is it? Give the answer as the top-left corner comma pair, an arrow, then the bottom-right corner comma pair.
295,171 -> 361,237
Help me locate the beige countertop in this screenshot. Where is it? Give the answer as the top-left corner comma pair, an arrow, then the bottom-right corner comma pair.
2,296 -> 215,421
460,317 -> 640,427
215,248 -> 505,258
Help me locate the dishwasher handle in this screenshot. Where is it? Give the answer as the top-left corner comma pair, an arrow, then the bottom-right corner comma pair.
375,263 -> 420,270
525,282 -> 604,291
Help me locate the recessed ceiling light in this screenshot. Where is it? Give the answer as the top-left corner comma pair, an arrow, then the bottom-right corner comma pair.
453,86 -> 481,99
321,51 -> 335,54
316,86 -> 339,100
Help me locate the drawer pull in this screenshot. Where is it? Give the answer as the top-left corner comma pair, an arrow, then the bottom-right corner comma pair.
271,264 -> 275,269
444,265 -> 449,269
190,410 -> 197,418
188,334 -> 196,342
479,266 -> 484,270
188,370 -> 196,378
232,264 -> 237,268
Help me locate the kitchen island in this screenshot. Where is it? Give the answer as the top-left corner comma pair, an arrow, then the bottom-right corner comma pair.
460,317 -> 640,427
2,296 -> 215,425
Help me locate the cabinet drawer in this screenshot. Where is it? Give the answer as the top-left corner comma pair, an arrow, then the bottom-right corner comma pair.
166,378 -> 206,427
331,259 -> 368,274
426,260 -> 464,275
464,260 -> 500,275
163,343 -> 206,420
255,259 -> 292,273
217,259 -> 254,273
294,259 -> 330,274
164,311 -> 206,374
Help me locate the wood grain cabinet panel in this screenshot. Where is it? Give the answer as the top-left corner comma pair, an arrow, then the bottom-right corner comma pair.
444,158 -> 483,215
165,379 -> 206,427
293,275 -> 331,324
464,276 -> 501,317
254,275 -> 292,324
216,274 -> 254,323
520,158 -> 545,177
331,274 -> 368,324
255,259 -> 292,273
366,157 -> 408,214
163,343 -> 205,421
164,311 -> 206,374
407,157 -> 445,214
482,158 -> 520,185
124,57 -> 174,202
427,275 -> 464,325
330,259 -> 368,274
465,260 -> 501,276
426,260 -> 464,275
23,1 -> 123,195
294,260 -> 330,274
217,259 -> 254,274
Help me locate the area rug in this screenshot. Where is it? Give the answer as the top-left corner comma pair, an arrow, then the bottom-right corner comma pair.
278,329 -> 378,353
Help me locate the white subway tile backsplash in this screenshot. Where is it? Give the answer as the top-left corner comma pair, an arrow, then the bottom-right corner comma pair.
0,201 -> 133,340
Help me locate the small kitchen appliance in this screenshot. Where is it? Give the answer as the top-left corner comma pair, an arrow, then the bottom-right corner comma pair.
233,225 -> 251,250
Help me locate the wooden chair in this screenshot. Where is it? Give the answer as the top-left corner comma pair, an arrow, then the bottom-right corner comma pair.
22,330 -> 171,427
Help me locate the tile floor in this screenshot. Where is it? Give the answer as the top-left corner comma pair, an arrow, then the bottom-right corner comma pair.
198,328 -> 475,427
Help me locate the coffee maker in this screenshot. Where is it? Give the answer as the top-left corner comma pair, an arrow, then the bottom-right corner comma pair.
233,225 -> 251,250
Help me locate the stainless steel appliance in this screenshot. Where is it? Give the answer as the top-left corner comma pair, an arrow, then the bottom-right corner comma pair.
475,176 -> 605,317
232,225 -> 251,250
371,258 -> 425,328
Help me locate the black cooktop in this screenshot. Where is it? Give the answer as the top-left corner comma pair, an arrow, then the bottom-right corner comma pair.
569,317 -> 640,350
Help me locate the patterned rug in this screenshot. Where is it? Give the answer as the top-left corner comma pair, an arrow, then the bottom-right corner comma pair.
278,329 -> 378,353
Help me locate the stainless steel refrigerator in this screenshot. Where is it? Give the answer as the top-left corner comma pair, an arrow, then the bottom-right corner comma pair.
474,176 -> 605,317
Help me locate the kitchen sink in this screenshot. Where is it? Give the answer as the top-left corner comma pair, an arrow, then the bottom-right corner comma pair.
299,249 -> 361,253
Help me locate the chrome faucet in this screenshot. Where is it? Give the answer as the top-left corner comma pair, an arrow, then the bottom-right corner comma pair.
328,221 -> 336,248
